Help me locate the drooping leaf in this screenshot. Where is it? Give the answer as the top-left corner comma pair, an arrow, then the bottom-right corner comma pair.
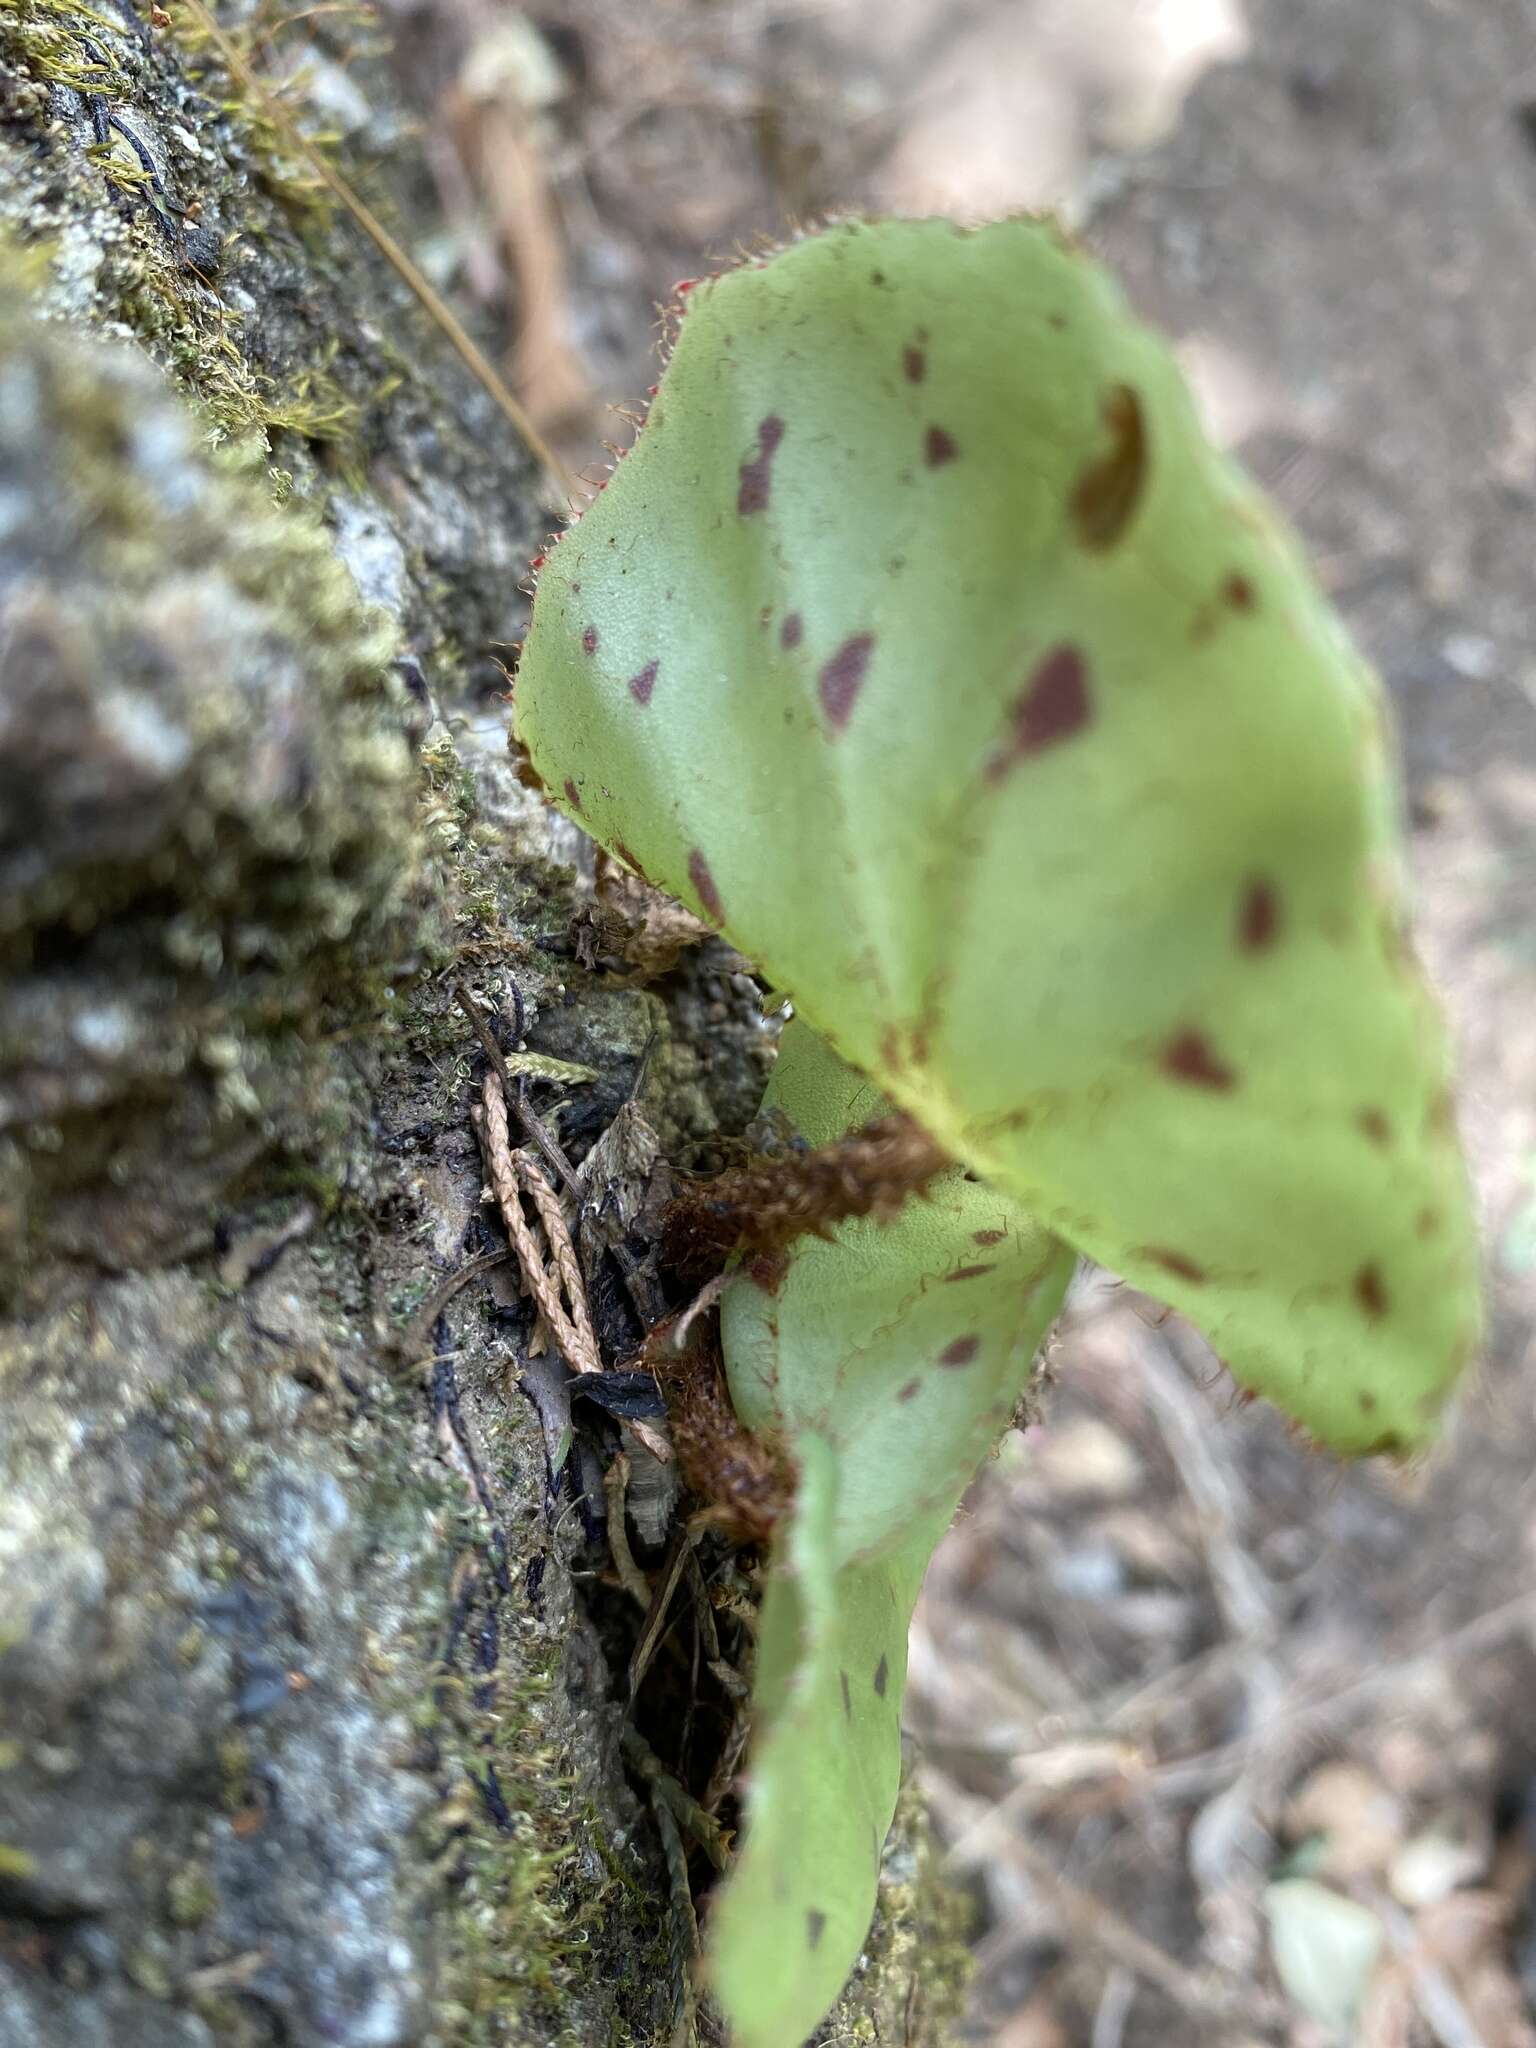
515,214 -> 1480,1453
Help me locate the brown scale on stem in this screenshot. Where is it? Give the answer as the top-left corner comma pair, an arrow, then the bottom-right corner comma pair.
663,1111 -> 950,1285
646,1317 -> 791,1547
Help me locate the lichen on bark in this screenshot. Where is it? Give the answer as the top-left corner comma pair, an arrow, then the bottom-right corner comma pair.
0,10 -> 969,2043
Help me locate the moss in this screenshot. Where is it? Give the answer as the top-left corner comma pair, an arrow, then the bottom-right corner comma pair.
166,1859 -> 218,1929
161,0 -> 345,239
0,0 -> 406,460
0,286 -> 435,1286
810,1773 -> 974,2046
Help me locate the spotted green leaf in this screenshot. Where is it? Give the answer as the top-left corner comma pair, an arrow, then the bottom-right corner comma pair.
515,214 -> 1480,1454
722,1018 -> 1074,1569
709,1022 -> 1071,2046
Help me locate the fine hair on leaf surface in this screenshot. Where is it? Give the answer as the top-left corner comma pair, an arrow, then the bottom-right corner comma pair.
512,213 -> 1483,2046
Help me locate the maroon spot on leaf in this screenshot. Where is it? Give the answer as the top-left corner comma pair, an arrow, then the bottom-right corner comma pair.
1160,1029 -> 1237,1091
897,1378 -> 922,1403
1359,1389 -> 1378,1413
985,645 -> 1092,781
1359,1428 -> 1409,1457
581,625 -> 599,656
1047,310 -> 1068,330
839,1671 -> 852,1717
688,849 -> 725,926
819,632 -> 876,734
1070,383 -> 1147,550
1142,1247 -> 1208,1284
1415,1206 -> 1441,1239
944,1264 -> 993,1283
1238,878 -> 1280,952
562,777 -> 582,813
1357,1108 -> 1393,1148
747,1250 -> 789,1295
873,1654 -> 889,1697
806,1909 -> 826,1951
938,1336 -> 980,1369
924,424 -> 959,468
1354,1263 -> 1389,1320
613,840 -> 647,880
973,1228 -> 1006,1246
779,611 -> 804,651
902,343 -> 926,383
1224,571 -> 1257,612
628,659 -> 659,706
737,413 -> 785,516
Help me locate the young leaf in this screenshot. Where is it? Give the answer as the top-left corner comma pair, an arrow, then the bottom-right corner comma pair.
722,1018 -> 1074,1569
515,215 -> 1480,1453
709,1023 -> 1071,2045
707,1437 -> 949,2048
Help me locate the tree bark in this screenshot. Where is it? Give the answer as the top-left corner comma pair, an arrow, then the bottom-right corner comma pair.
0,7 -> 966,2044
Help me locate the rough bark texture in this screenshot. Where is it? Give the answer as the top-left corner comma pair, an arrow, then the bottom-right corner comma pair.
0,10 -> 967,2045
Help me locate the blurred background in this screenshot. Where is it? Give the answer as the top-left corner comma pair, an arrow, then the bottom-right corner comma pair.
347,0 -> 1534,2037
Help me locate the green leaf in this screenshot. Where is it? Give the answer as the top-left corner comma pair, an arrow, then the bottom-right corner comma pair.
708,1436 -> 948,2048
708,1023 -> 1072,2044
1263,1879 -> 1384,2035
516,214 -> 1480,1453
723,1018 -> 1074,1569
